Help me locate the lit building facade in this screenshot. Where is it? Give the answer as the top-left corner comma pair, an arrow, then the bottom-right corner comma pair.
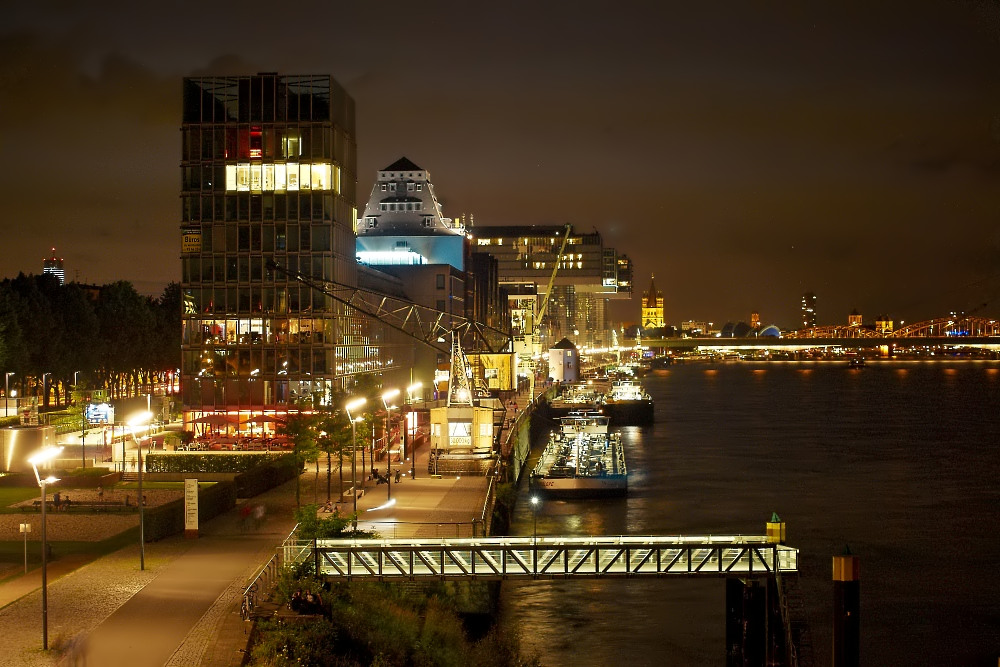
43,248 -> 65,285
179,74 -> 406,421
641,274 -> 664,329
801,292 -> 817,328
470,225 -> 632,349
356,158 -> 509,381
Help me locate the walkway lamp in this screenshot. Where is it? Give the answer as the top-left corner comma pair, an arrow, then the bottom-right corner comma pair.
530,495 -> 540,543
345,397 -> 366,529
4,372 -> 13,417
406,382 -> 422,479
381,389 -> 399,498
41,373 -> 51,409
28,445 -> 63,651
127,410 -> 153,571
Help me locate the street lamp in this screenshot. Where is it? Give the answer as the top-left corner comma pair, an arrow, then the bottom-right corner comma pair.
530,495 -> 540,574
127,410 -> 153,571
28,445 -> 63,651
381,389 -> 399,499
345,397 -> 366,529
4,372 -> 13,417
530,495 -> 540,543
406,382 -> 422,479
41,373 -> 51,409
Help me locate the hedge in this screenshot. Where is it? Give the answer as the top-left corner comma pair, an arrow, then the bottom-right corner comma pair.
143,480 -> 237,541
146,453 -> 282,474
234,454 -> 301,498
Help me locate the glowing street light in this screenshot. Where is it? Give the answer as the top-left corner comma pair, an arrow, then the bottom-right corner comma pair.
41,373 -> 51,408
381,389 -> 400,499
28,445 -> 63,651
127,410 -> 153,571
530,495 -> 540,543
345,397 -> 366,529
406,382 -> 422,479
4,372 -> 13,418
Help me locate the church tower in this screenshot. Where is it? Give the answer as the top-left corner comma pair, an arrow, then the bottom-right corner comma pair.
641,274 -> 665,329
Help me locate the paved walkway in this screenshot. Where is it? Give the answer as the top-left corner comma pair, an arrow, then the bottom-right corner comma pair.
0,381 -> 546,666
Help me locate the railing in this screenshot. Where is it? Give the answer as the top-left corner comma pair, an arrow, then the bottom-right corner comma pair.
308,535 -> 798,581
241,525 -> 298,621
240,553 -> 281,621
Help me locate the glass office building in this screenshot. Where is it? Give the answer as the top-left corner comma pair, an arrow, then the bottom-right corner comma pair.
179,74 -> 405,421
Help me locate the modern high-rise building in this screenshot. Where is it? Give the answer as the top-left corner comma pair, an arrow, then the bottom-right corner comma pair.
42,248 -> 65,285
179,74 -> 406,421
801,292 -> 817,329
469,225 -> 631,349
641,274 -> 664,329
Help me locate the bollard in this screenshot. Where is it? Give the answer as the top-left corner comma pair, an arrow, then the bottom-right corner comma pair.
832,546 -> 860,667
766,511 -> 786,544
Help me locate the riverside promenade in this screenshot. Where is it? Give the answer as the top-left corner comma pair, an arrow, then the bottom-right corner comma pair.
0,381 -> 544,666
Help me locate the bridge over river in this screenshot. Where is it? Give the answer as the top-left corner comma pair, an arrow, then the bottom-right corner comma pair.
283,534 -> 798,581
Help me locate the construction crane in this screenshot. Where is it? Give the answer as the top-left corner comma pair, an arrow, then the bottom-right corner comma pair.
535,223 -> 573,339
513,224 -> 572,378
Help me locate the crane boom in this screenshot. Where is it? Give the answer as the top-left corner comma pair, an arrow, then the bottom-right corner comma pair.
535,223 -> 572,335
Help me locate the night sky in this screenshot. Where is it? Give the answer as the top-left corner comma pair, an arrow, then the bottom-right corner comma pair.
2,2 -> 998,329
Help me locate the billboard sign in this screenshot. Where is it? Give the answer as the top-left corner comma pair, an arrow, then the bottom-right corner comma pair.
86,402 -> 114,425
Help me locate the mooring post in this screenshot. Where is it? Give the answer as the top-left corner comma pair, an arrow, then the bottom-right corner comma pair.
832,546 -> 860,667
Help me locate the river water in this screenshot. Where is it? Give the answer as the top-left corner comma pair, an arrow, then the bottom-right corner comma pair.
503,361 -> 1000,666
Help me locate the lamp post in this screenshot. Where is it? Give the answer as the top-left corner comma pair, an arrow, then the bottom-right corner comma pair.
28,445 -> 63,651
41,373 -> 51,410
4,372 -> 13,418
406,382 -> 422,479
381,389 -> 399,499
345,397 -> 366,530
127,410 -> 153,571
530,495 -> 540,574
530,495 -> 539,543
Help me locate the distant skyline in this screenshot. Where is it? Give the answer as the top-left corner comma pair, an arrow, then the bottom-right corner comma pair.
2,2 -> 998,329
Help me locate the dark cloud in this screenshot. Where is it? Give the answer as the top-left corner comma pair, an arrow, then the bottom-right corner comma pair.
0,2 -> 998,324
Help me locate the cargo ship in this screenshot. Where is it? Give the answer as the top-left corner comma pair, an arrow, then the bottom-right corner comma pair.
601,379 -> 654,425
529,411 -> 627,497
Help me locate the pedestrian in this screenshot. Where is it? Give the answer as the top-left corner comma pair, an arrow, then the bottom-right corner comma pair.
53,491 -> 61,511
394,469 -> 401,484
97,485 -> 104,502
253,503 -> 265,530
240,504 -> 252,532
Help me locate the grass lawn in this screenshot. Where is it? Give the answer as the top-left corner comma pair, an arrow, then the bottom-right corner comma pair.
0,488 -> 43,512
0,528 -> 139,581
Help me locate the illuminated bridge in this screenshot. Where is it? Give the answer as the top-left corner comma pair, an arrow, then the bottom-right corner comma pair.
283,534 -> 798,581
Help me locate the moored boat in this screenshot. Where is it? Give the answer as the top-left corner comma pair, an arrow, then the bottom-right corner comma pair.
530,411 -> 627,497
601,379 -> 654,425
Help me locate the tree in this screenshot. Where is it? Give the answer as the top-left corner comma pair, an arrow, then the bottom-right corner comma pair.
316,407 -> 353,504
277,403 -> 321,509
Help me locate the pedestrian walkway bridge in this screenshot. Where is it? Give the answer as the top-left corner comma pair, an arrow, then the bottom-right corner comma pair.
284,535 -> 798,581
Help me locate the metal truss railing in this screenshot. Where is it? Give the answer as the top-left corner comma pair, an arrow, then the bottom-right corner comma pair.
306,535 -> 798,581
268,261 -> 511,354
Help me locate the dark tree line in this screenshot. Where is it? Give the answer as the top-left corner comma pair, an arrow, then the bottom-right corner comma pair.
0,273 -> 181,408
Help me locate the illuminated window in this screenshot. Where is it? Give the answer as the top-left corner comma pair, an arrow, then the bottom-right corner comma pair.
263,164 -> 274,191
381,184 -> 387,191
299,164 -> 311,191
250,165 -> 262,192
287,164 -> 299,191
275,164 -> 287,192
236,164 -> 250,191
